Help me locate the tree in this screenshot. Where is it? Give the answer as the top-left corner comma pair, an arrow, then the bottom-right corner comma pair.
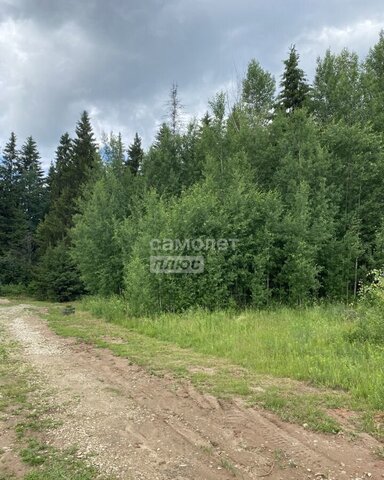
32,240 -> 85,301
242,59 -> 275,119
16,136 -> 45,269
0,133 -> 21,254
71,110 -> 99,190
142,123 -> 182,196
126,133 -> 143,175
19,136 -> 45,230
167,83 -> 183,134
278,45 -> 309,112
50,132 -> 73,201
363,30 -> 384,132
277,182 -> 319,304
312,49 -> 363,123
36,133 -> 75,249
34,112 -> 99,300
0,133 -> 29,284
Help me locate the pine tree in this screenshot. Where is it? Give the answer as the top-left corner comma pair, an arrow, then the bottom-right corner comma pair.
278,45 -> 309,112
126,133 -> 143,175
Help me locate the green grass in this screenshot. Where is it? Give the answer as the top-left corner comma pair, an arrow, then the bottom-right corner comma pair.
82,297 -> 384,410
23,447 -> 102,480
41,299 -> 384,439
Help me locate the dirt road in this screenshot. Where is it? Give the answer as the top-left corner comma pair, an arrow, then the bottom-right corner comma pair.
0,302 -> 383,479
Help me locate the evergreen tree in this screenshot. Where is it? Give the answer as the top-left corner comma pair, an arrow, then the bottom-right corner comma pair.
126,132 -> 143,175
0,133 -> 19,254
167,83 -> 183,134
278,45 -> 309,112
19,136 -> 45,230
32,240 -> 85,301
0,133 -> 28,284
50,132 -> 73,200
34,112 -> 99,300
71,110 -> 98,190
36,133 -> 74,249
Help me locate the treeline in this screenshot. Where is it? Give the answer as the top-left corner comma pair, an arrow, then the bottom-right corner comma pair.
1,35 -> 384,312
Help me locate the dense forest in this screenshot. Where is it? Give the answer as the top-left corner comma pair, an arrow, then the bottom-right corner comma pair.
1,34 -> 384,314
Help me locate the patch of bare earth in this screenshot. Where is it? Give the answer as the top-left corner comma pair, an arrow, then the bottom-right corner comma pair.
0,303 -> 383,480
0,423 -> 28,478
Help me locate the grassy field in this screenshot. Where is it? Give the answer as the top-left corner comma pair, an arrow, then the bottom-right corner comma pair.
82,297 -> 384,410
38,297 -> 381,440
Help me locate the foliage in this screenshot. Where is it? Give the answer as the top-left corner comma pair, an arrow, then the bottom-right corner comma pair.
3,34 -> 384,313
31,240 -> 85,302
126,132 -> 143,175
350,269 -> 384,343
242,59 -> 276,118
278,45 -> 309,111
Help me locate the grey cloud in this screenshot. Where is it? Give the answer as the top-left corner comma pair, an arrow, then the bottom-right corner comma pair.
0,0 -> 383,167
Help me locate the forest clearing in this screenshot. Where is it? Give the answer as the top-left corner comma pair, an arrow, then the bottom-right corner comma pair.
2,3 -> 384,480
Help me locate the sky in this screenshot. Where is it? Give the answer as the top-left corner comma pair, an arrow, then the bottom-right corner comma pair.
0,0 -> 383,168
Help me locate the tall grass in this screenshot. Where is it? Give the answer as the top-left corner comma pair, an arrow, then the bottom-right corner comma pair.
81,296 -> 384,409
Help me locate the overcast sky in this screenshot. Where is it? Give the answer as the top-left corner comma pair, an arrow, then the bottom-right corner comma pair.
0,0 -> 383,167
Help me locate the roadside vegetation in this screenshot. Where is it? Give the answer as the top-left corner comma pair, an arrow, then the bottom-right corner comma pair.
44,298 -> 383,441
0,320 -> 112,480
81,297 -> 384,410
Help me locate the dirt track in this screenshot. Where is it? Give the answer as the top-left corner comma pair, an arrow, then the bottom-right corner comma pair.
1,303 -> 383,479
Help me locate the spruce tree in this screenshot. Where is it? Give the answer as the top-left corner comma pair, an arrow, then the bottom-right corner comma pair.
19,136 -> 45,230
278,45 -> 309,112
51,132 -> 73,200
0,133 -> 28,284
167,83 -> 183,134
126,133 -> 143,175
34,112 -> 98,300
71,110 -> 98,191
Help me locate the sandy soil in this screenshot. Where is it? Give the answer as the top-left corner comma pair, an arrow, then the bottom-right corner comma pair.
0,302 -> 383,480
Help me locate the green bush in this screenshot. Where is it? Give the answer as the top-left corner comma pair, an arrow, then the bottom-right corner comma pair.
350,269 -> 384,343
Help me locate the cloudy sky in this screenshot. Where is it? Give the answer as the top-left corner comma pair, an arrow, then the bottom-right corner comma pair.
0,0 -> 383,167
